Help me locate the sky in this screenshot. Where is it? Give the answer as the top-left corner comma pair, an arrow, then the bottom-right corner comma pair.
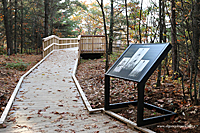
78,0 -> 158,9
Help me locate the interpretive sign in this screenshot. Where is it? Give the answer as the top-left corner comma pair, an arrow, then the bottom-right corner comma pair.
105,43 -> 177,127
106,43 -> 172,82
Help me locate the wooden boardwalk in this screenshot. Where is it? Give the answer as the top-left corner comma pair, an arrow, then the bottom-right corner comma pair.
1,48 -> 138,133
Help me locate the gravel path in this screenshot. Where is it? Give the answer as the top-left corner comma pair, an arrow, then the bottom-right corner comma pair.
1,48 -> 137,133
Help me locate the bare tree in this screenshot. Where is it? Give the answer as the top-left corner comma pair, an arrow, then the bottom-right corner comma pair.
192,0 -> 200,105
44,0 -> 49,37
14,0 -> 17,54
171,0 -> 178,78
96,0 -> 109,71
109,0 -> 114,54
125,0 -> 129,46
20,0 -> 24,54
139,0 -> 143,43
2,0 -> 13,55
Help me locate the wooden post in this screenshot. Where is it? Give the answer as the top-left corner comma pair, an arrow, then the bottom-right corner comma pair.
42,40 -> 44,58
92,36 -> 94,53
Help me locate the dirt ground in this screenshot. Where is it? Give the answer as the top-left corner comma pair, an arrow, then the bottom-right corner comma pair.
0,54 -> 42,116
76,57 -> 200,133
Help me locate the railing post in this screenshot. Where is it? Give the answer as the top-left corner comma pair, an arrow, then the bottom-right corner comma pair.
78,35 -> 81,55
92,36 -> 94,53
42,39 -> 44,58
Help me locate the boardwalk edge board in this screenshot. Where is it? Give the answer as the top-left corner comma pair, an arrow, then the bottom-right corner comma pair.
104,111 -> 156,133
72,58 -> 104,113
72,53 -> 155,133
0,50 -> 55,127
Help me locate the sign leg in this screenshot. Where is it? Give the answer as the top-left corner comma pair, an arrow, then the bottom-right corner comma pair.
137,82 -> 145,126
105,75 -> 110,110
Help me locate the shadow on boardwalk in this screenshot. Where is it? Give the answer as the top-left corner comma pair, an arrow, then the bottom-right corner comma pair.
1,48 -> 137,133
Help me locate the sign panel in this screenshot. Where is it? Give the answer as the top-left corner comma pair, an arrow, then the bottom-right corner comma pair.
106,43 -> 172,82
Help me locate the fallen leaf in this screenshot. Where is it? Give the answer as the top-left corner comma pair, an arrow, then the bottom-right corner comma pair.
57,124 -> 64,128
23,107 -> 28,110
54,129 -> 63,132
84,125 -> 90,129
108,125 -> 118,129
44,106 -> 50,110
7,117 -> 16,122
27,116 -> 32,120
70,122 -> 74,126
92,119 -> 98,122
0,124 -> 7,128
103,121 -> 110,124
43,116 -> 51,119
157,99 -> 164,103
45,125 -> 49,128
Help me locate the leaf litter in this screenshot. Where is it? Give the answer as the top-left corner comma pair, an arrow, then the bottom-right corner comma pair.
76,58 -> 200,133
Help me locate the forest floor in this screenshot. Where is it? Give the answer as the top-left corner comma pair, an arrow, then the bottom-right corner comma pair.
0,54 -> 42,117
1,52 -> 200,133
76,55 -> 200,133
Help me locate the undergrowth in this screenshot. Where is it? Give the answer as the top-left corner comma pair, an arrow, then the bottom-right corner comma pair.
6,59 -> 29,71
0,47 -> 6,55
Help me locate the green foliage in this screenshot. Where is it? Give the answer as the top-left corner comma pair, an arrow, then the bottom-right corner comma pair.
109,52 -> 121,63
0,47 -> 7,55
80,59 -> 87,64
6,60 -> 29,71
53,0 -> 85,37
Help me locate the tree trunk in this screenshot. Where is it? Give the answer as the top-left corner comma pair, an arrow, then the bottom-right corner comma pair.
14,0 -> 17,54
192,0 -> 200,105
139,0 -> 143,43
109,0 -> 113,54
9,0 -> 13,54
3,0 -> 13,55
125,0 -> 129,46
171,0 -> 178,78
50,0 -> 56,35
44,0 -> 49,37
21,0 -> 24,54
96,0 -> 109,72
163,3 -> 169,76
193,0 -> 200,67
157,0 -> 163,87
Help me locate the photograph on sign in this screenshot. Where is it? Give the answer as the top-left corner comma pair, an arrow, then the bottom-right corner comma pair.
124,48 -> 150,70
113,57 -> 130,72
128,60 -> 149,77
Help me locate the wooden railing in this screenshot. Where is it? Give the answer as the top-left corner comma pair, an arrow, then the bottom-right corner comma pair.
43,35 -> 106,58
79,35 -> 106,54
42,35 -> 80,57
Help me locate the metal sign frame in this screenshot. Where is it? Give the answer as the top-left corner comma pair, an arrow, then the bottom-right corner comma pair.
104,43 -> 177,126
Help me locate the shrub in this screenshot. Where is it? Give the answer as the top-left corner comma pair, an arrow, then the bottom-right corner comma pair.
6,62 -> 29,71
0,47 -> 6,55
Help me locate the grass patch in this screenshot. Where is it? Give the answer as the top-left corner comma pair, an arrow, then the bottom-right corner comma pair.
109,52 -> 122,63
6,61 -> 29,71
